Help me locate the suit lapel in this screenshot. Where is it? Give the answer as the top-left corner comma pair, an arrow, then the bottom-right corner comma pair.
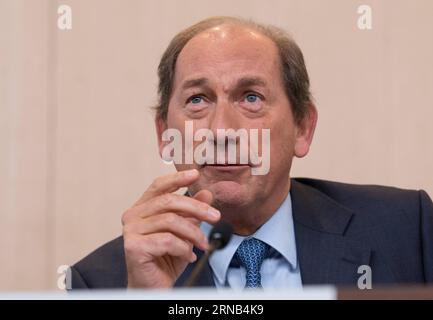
291,179 -> 371,285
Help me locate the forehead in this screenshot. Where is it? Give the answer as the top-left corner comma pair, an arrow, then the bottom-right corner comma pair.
174,25 -> 281,87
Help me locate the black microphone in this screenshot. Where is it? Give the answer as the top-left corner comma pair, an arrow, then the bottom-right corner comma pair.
184,220 -> 233,287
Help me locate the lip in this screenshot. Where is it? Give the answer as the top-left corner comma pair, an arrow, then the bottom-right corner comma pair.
203,164 -> 250,172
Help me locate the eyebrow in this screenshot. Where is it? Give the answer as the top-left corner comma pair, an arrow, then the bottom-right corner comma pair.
180,76 -> 268,91
235,77 -> 268,89
181,78 -> 209,91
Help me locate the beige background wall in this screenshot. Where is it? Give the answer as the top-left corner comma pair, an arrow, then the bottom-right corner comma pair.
1,0 -> 432,291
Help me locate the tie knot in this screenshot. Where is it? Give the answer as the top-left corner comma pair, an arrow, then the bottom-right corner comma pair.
235,238 -> 270,288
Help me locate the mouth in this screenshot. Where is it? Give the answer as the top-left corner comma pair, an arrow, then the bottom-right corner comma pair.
203,164 -> 250,172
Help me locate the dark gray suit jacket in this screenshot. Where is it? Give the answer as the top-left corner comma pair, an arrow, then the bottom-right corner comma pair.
69,178 -> 433,289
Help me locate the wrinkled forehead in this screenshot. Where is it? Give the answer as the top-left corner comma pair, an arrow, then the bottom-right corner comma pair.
174,24 -> 281,87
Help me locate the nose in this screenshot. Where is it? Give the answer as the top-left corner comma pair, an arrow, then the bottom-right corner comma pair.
208,99 -> 241,138
206,100 -> 246,165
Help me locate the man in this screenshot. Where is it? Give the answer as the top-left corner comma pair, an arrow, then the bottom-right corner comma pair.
69,16 -> 433,289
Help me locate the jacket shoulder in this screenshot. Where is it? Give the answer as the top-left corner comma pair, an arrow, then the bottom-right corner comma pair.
292,177 -> 422,213
292,178 -> 433,284
70,236 -> 127,289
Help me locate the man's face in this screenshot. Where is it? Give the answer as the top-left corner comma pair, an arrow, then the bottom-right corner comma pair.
157,25 -> 316,213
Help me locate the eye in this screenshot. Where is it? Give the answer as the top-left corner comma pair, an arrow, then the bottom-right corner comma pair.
187,95 -> 205,105
244,93 -> 261,103
185,95 -> 208,113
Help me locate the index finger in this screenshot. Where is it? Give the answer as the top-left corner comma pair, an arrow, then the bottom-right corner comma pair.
134,169 -> 199,206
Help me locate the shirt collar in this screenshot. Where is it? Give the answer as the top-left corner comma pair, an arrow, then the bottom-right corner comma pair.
200,191 -> 298,286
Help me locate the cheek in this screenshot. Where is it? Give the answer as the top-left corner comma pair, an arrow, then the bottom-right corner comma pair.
270,132 -> 294,169
269,116 -> 296,167
166,108 -> 185,129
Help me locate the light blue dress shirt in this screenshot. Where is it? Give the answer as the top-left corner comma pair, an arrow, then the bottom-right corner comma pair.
201,192 -> 302,290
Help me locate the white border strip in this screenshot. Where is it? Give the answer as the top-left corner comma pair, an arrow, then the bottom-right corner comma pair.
0,286 -> 336,300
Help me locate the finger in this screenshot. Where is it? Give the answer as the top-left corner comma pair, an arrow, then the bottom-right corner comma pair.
124,213 -> 209,250
188,190 -> 214,226
132,232 -> 197,263
132,193 -> 220,223
134,169 -> 199,206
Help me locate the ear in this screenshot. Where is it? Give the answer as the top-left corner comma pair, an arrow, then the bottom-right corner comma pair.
155,115 -> 168,158
294,103 -> 318,158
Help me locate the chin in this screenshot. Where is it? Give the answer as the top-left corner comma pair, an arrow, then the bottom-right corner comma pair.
207,181 -> 251,207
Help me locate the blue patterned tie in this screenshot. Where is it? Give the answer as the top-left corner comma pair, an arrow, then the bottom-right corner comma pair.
235,238 -> 270,288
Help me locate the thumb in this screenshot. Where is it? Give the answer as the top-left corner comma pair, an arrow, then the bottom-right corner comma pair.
193,189 -> 213,205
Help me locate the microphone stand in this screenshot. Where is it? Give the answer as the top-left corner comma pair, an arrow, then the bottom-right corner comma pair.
184,241 -> 218,287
